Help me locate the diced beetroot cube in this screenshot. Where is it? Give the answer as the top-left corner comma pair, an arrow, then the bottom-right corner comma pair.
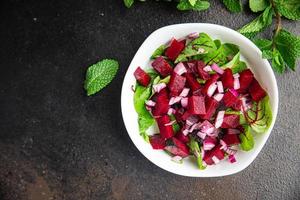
181,111 -> 193,121
203,145 -> 225,165
222,134 -> 240,146
237,69 -> 254,93
186,73 -> 201,91
169,137 -> 190,157
200,97 -> 219,120
223,90 -> 239,108
197,61 -> 210,80
221,68 -> 234,89
201,74 -> 220,96
134,67 -> 151,87
175,130 -> 190,143
156,115 -> 174,139
226,128 -> 241,135
186,61 -> 198,74
188,96 -> 206,115
165,39 -> 185,61
149,134 -> 166,149
168,72 -> 186,96
221,114 -> 240,128
249,79 -> 266,102
152,89 -> 169,116
151,56 -> 173,77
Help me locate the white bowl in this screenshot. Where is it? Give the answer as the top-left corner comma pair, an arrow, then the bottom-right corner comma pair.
121,23 -> 278,177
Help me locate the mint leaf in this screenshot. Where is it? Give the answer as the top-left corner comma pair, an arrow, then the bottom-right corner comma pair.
189,0 -> 197,6
275,29 -> 300,71
249,0 -> 269,12
177,0 -> 210,11
275,0 -> 300,20
262,49 -> 273,59
124,0 -> 134,8
253,38 -> 272,50
151,45 -> 166,59
222,0 -> 242,13
189,138 -> 206,170
84,59 -> 119,96
271,48 -> 286,73
238,6 -> 273,38
239,126 -> 255,151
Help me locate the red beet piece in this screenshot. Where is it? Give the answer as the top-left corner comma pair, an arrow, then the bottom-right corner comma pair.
149,134 -> 166,149
175,130 -> 190,143
221,68 -> 234,89
174,107 -> 185,122
152,89 -> 169,116
197,61 -> 210,80
221,114 -> 240,128
165,39 -> 185,61
188,96 -> 206,115
181,111 -> 193,121
186,61 -> 198,74
151,56 -> 173,77
134,67 -> 151,87
203,145 -> 225,165
226,128 -> 241,135
156,115 -> 174,139
223,90 -> 239,108
186,73 -> 201,91
222,134 -> 240,146
202,74 -> 220,95
200,97 -> 219,120
164,137 -> 190,157
237,69 -> 254,93
168,72 -> 186,96
249,79 -> 266,102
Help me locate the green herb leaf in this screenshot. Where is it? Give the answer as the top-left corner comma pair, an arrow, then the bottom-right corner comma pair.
84,59 -> 119,96
275,0 -> 300,20
189,138 -> 206,170
253,38 -> 273,50
134,84 -> 154,142
271,48 -> 286,73
221,52 -> 247,73
124,0 -> 134,8
249,0 -> 269,12
274,29 -> 300,71
151,45 -> 166,59
189,0 -> 197,6
222,0 -> 242,13
177,0 -> 210,11
262,49 -> 273,59
239,126 -> 255,151
238,5 -> 273,38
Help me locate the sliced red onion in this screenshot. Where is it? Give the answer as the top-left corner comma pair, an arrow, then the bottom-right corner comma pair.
203,140 -> 215,151
182,128 -> 189,136
215,111 -> 225,129
201,147 -> 205,159
186,115 -> 199,126
233,77 -> 240,90
217,81 -> 224,93
167,108 -> 176,115
153,83 -> 166,93
208,128 -> 220,137
174,62 -> 187,75
207,82 -> 217,97
225,148 -> 237,155
169,96 -> 182,105
229,88 -> 239,97
213,93 -> 224,102
220,139 -> 227,150
197,131 -> 206,140
203,65 -> 212,72
228,155 -> 236,163
212,156 -> 220,164
189,123 -> 200,133
181,97 -> 188,108
240,96 -> 252,111
188,32 -> 199,39
200,120 -> 215,134
145,100 -> 156,107
164,120 -> 176,126
211,63 -> 224,74
233,73 -> 240,78
171,155 -> 183,163
179,88 -> 190,97
145,105 -> 152,111
227,128 -> 240,134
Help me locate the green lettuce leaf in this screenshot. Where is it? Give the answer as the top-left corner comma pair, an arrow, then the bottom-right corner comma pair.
189,137 -> 206,170
151,45 -> 166,59
239,125 -> 255,151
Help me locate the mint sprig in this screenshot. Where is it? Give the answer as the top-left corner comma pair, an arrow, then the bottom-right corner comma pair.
84,59 -> 119,96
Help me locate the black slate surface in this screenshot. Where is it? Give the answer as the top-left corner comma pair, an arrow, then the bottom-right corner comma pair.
0,0 -> 299,200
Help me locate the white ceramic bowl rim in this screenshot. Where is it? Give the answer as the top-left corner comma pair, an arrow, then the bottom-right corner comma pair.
121,23 -> 278,177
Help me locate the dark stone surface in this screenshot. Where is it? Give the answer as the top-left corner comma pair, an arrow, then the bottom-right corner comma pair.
0,0 -> 299,199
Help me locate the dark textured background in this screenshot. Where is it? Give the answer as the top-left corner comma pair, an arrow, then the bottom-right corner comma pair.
0,0 -> 299,199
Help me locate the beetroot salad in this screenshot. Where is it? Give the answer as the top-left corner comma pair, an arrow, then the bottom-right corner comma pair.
133,32 -> 272,169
